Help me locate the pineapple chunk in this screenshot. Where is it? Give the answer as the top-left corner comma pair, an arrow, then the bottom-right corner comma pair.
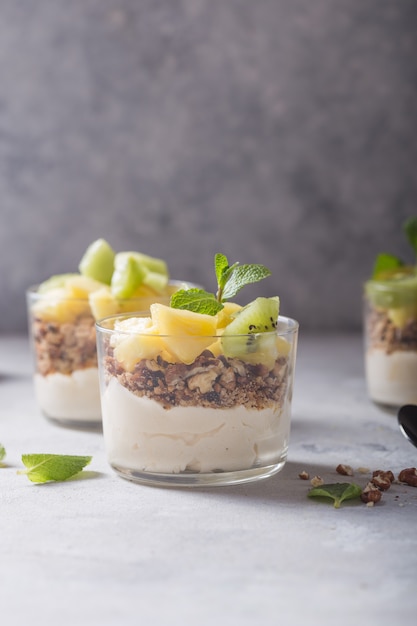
32,289 -> 89,323
206,338 -> 223,357
276,336 -> 291,357
65,275 -> 104,297
112,317 -> 163,370
33,274 -> 104,323
150,303 -> 217,364
387,306 -> 417,329
89,287 -> 118,320
216,302 -> 242,329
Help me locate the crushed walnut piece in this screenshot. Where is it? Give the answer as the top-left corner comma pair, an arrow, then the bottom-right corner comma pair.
310,476 -> 324,487
371,470 -> 394,491
298,470 -> 310,480
360,481 -> 382,504
398,467 -> 417,487
336,463 -> 353,476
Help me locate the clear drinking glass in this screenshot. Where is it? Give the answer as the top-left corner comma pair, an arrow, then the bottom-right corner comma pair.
26,281 -> 193,427
96,313 -> 299,487
364,272 -> 417,411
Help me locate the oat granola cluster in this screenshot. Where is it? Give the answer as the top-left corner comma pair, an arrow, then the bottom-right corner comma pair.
103,348 -> 290,411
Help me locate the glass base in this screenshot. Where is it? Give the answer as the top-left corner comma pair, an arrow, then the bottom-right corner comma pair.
44,413 -> 103,431
110,460 -> 287,488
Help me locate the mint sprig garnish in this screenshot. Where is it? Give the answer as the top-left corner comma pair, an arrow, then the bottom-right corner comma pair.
372,216 -> 417,279
171,253 -> 271,315
18,454 -> 92,483
169,288 -> 223,315
372,253 -> 404,279
308,482 -> 362,508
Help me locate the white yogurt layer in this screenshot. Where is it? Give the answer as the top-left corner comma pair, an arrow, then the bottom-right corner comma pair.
34,368 -> 101,421
366,348 -> 417,406
102,377 -> 290,474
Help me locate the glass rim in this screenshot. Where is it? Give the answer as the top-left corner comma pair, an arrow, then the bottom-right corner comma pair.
96,312 -> 299,339
364,276 -> 417,293
26,279 -> 197,303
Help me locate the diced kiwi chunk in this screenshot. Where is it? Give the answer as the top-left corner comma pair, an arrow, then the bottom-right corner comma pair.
111,253 -> 147,299
221,297 -> 280,365
129,252 -> 168,277
78,239 -> 115,285
142,270 -> 169,294
111,251 -> 169,299
223,297 -> 279,335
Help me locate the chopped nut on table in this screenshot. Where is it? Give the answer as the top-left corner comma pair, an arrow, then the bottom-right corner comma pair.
360,481 -> 382,505
336,463 -> 353,476
310,475 -> 324,487
302,463 -> 417,508
398,467 -> 417,487
371,470 -> 394,491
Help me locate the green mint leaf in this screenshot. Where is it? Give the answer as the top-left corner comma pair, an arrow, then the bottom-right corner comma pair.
221,264 -> 272,300
214,253 -> 229,287
18,454 -> 92,483
170,289 -> 224,316
372,253 -> 404,279
0,443 -> 6,466
171,253 -> 272,314
403,216 -> 417,258
308,482 -> 362,508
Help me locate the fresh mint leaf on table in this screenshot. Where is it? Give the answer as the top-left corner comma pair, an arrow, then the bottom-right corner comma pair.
171,253 -> 272,315
308,482 -> 362,508
18,454 -> 92,484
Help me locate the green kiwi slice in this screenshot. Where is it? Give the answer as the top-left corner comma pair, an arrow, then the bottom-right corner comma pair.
110,253 -> 147,299
110,251 -> 169,298
128,252 -> 168,277
221,296 -> 279,362
78,239 -> 115,285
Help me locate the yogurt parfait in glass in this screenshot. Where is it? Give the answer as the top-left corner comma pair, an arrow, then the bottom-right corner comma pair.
364,217 -> 417,410
96,253 -> 299,486
27,239 -> 193,428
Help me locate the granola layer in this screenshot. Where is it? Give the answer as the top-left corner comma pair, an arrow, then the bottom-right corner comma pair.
103,349 -> 289,411
31,315 -> 97,375
366,307 -> 417,355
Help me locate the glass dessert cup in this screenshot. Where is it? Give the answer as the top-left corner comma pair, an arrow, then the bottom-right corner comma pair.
364,274 -> 417,412
96,313 -> 299,487
26,281 -> 193,428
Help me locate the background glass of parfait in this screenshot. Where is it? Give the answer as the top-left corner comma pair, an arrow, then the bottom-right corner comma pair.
363,269 -> 417,412
26,279 -> 195,428
96,311 -> 299,487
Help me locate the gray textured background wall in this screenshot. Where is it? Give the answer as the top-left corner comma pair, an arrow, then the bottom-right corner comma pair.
1,0 -> 416,333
